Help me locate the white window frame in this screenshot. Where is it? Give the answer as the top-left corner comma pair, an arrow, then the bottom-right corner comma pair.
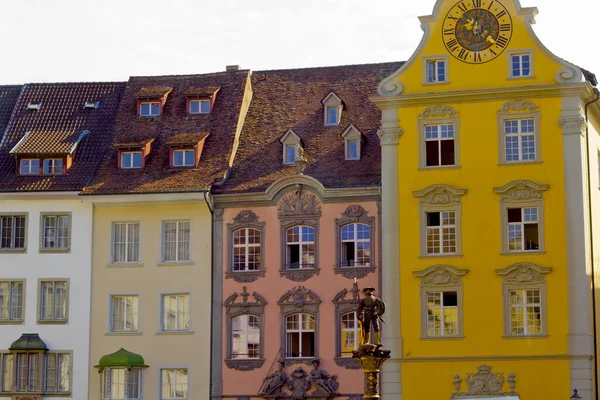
40,213 -> 71,251
139,101 -> 160,117
325,106 -> 340,126
38,280 -> 69,323
161,293 -> 190,332
340,311 -> 359,357
189,99 -> 210,114
322,92 -> 343,126
342,124 -> 362,161
506,206 -> 540,252
42,158 -> 64,175
231,314 -> 261,359
285,313 -> 315,359
502,118 -> 537,163
422,55 -> 449,84
232,228 -> 261,271
112,222 -> 141,264
0,280 -> 25,322
43,352 -> 72,393
418,115 -> 460,169
162,220 -> 192,263
0,214 -> 27,250
19,159 -> 40,175
284,144 -> 297,164
120,151 -> 143,169
280,129 -> 301,165
102,367 -> 142,400
172,149 -> 196,167
507,49 -> 534,79
109,295 -> 139,332
425,210 -> 457,256
498,103 -> 541,164
285,225 -> 315,270
340,223 -> 371,267
159,367 -> 189,400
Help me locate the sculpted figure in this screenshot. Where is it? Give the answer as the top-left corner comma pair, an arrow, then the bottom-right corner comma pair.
358,287 -> 386,346
261,361 -> 287,395
309,359 -> 338,394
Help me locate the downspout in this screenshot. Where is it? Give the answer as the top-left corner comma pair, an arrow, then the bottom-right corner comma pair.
584,87 -> 600,400
204,190 -> 215,399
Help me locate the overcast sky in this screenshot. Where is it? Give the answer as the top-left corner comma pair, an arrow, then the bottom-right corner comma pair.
0,0 -> 597,84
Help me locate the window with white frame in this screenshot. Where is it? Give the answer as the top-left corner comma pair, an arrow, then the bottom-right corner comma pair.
346,140 -> 359,160
43,352 -> 71,393
508,288 -> 542,335
284,144 -> 297,164
504,119 -> 536,162
286,226 -> 315,269
340,311 -> 359,357
426,291 -> 458,337
19,159 -> 40,175
426,59 -> 447,83
507,207 -> 539,251
110,295 -> 139,332
160,368 -> 188,400
424,124 -> 455,167
340,223 -> 371,267
0,215 -> 26,250
172,149 -> 195,167
140,102 -> 160,117
163,221 -> 191,262
231,314 -> 261,359
0,281 -> 24,321
285,313 -> 315,358
102,368 -> 142,400
325,106 -> 339,126
39,280 -> 68,322
322,92 -> 343,126
0,351 -> 71,394
41,214 -> 70,250
112,222 -> 140,263
280,129 -> 301,165
511,53 -> 531,77
232,228 -> 261,271
162,294 -> 190,332
43,159 -> 63,175
120,152 -> 143,169
426,211 -> 456,255
189,99 -> 210,114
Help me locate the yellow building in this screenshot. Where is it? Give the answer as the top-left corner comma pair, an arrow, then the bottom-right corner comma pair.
373,0 -> 600,398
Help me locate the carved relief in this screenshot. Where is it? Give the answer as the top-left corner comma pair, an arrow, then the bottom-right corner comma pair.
224,286 -> 267,311
559,115 -> 587,135
419,105 -> 457,118
288,366 -> 312,399
500,100 -> 538,114
278,185 -> 321,218
232,210 -> 260,224
413,265 -> 468,286
377,127 -> 403,146
214,208 -> 224,221
496,262 -> 551,283
413,184 -> 467,206
493,180 -> 549,202
279,286 -> 322,309
452,365 -> 517,398
309,359 -> 339,396
340,205 -> 367,220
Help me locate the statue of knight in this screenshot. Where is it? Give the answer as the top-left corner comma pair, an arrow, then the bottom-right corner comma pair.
357,286 -> 386,346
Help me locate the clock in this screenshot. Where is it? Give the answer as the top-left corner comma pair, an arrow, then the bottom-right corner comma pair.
442,0 -> 513,64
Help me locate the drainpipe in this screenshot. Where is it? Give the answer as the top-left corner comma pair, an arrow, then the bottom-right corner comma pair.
584,87 -> 600,400
204,190 -> 215,400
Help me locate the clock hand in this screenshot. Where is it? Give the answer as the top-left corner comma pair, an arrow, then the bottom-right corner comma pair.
486,36 -> 496,44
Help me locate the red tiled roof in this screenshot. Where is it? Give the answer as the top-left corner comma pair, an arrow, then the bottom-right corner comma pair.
135,86 -> 173,99
183,87 -> 220,97
10,129 -> 87,154
113,138 -> 155,148
165,132 -> 209,146
0,82 -> 126,192
83,70 -> 250,195
0,85 -> 22,141
215,62 -> 404,194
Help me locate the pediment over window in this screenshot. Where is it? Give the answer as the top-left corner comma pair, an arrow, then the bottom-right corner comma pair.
280,129 -> 302,145
277,185 -> 322,219
493,180 -> 549,202
278,286 -> 321,309
499,100 -> 539,114
413,184 -> 467,206
413,264 -> 468,286
225,286 -> 267,315
495,262 -> 551,284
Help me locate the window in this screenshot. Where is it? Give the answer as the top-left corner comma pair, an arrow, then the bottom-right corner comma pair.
43,159 -> 63,175
172,149 -> 195,167
286,313 -> 315,358
162,294 -> 190,332
325,106 -> 339,126
414,265 -> 467,339
231,314 -> 260,359
497,262 -> 550,337
286,226 -> 315,269
0,281 -> 24,321
340,223 -> 371,267
504,119 -> 536,162
426,211 -> 456,255
110,295 -> 139,332
280,129 -> 301,165
17,353 -> 39,391
342,125 -> 362,161
160,368 -> 188,400
511,54 -> 531,77
0,351 -> 70,394
39,280 -> 68,322
19,159 -> 40,175
43,352 -> 71,393
162,221 -> 191,262
285,144 -> 297,164
507,207 -> 539,251
121,152 -> 143,169
0,215 -> 26,250
340,311 -> 359,357
322,92 -> 343,126
426,59 -> 446,83
424,124 -> 455,167
1,353 -> 13,391
112,222 -> 140,263
41,214 -> 70,251
140,102 -> 160,117
346,140 -> 359,160
232,228 -> 261,271
102,368 -> 142,400
189,99 -> 210,114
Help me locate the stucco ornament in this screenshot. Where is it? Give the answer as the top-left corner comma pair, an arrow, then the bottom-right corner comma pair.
451,365 -> 517,398
224,286 -> 267,310
288,366 -> 312,399
500,100 -> 538,114
496,262 -> 551,283
296,147 -> 309,175
278,286 -> 322,309
377,127 -> 403,146
559,115 -> 587,135
419,105 -> 457,118
413,265 -> 468,286
413,184 -> 467,206
232,210 -> 260,224
309,359 -> 339,396
260,361 -> 287,396
493,180 -> 549,202
278,185 -> 321,217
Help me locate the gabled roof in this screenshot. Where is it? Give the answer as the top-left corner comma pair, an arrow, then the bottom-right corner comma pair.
83,70 -> 250,195
183,86 -> 221,97
165,132 -> 210,146
216,62 -> 404,194
135,86 -> 173,99
0,82 -> 125,192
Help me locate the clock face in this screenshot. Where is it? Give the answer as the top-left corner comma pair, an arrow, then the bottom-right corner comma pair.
442,0 -> 513,64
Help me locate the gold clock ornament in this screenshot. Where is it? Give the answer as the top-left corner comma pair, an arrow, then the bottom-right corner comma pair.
442,0 -> 513,64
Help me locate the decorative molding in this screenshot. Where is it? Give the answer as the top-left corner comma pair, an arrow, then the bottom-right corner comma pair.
280,358 -> 314,367
377,127 -> 403,146
224,359 -> 265,371
225,270 -> 266,283
413,265 -> 468,286
278,185 -> 322,218
419,105 -> 457,118
224,286 -> 267,313
496,262 -> 552,283
413,184 -> 467,206
500,99 -> 538,114
280,268 -> 320,282
278,286 -> 322,310
493,180 -> 549,202
231,210 -> 260,224
334,357 -> 361,369
214,208 -> 224,221
451,364 -> 517,398
559,115 -> 587,136
334,266 -> 376,279
334,205 -> 376,276
226,210 -> 266,281
556,66 -> 584,85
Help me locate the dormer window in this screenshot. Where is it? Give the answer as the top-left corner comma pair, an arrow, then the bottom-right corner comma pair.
172,149 -> 196,167
120,152 -> 143,169
20,159 -> 40,174
27,102 -> 41,111
140,102 -> 161,117
43,159 -> 64,175
285,144 -> 297,164
280,129 -> 302,165
189,99 -> 211,114
342,125 -> 363,160
115,139 -> 155,170
166,133 -> 209,168
322,92 -> 343,126
84,101 -> 99,109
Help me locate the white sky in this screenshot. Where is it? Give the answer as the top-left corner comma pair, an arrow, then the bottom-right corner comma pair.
0,0 -> 598,84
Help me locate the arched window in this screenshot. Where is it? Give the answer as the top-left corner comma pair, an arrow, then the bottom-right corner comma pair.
286,226 -> 315,269
231,314 -> 261,359
285,313 -> 315,358
340,223 -> 371,267
232,228 -> 261,271
340,311 -> 359,357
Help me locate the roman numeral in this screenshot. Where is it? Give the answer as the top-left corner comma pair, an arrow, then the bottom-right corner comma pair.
496,36 -> 509,47
474,52 -> 482,62
472,0 -> 481,8
499,24 -> 511,32
487,0 -> 494,10
457,2 -> 468,13
489,48 -> 497,56
496,10 -> 507,18
446,39 -> 459,51
448,15 -> 458,20
444,29 -> 455,35
458,49 -> 469,60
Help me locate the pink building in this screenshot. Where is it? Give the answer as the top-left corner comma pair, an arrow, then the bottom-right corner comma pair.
212,63 -> 401,399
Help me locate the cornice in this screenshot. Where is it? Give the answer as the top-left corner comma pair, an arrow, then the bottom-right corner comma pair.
0,191 -> 81,200
83,192 -> 209,206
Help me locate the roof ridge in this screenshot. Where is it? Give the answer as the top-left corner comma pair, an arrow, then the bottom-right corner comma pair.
253,61 -> 405,75
129,70 -> 250,80
23,81 -> 127,86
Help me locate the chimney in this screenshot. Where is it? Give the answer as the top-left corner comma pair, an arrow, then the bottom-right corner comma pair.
226,65 -> 240,72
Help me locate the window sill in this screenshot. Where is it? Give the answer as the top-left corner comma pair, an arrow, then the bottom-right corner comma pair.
500,251 -> 546,256
155,330 -> 195,335
419,254 -> 463,259
279,358 -> 315,366
225,270 -> 266,283
502,334 -> 548,339
422,80 -> 451,86
39,248 -> 70,254
0,319 -> 24,325
105,331 -> 143,336
420,335 -> 465,340
157,261 -> 195,267
0,248 -> 27,253
334,265 -> 376,279
37,319 -> 68,325
498,160 -> 543,166
507,75 -> 536,80
225,358 -> 265,371
334,357 -> 361,369
418,165 -> 461,171
106,263 -> 144,268
279,267 -> 320,282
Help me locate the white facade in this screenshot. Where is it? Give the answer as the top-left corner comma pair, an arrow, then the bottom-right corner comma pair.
0,193 -> 92,400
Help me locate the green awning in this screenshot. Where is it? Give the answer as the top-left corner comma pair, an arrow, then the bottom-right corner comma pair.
9,333 -> 48,351
94,348 -> 149,372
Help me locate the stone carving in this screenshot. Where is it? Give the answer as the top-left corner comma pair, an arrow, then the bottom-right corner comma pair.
225,359 -> 265,371
494,180 -> 549,202
334,357 -> 361,369
556,66 -> 584,84
225,286 -> 267,310
280,268 -> 320,282
260,361 -> 287,396
232,210 -> 260,224
500,100 -> 538,113
214,208 -> 224,221
334,267 -> 375,279
278,286 -> 322,309
414,265 -> 468,286
340,205 -> 367,220
288,366 -> 312,399
559,115 -> 587,135
377,127 -> 403,146
278,185 -> 321,217
419,105 -> 457,118
296,147 -> 309,175
451,365 -> 517,398
507,373 -> 517,392
496,262 -> 551,283
309,359 -> 339,395
226,271 -> 265,283
332,288 -> 359,306
413,184 -> 466,206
